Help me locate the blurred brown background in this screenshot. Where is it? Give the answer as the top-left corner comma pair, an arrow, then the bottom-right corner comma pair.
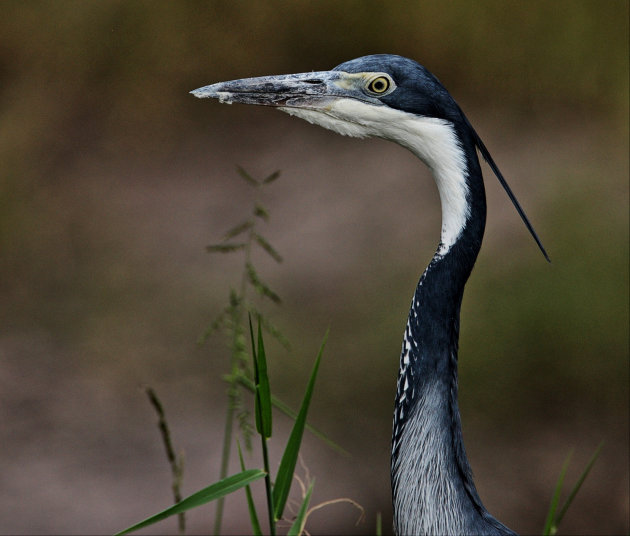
0,1 -> 628,534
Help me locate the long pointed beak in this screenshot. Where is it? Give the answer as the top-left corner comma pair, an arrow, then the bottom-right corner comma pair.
191,71 -> 357,109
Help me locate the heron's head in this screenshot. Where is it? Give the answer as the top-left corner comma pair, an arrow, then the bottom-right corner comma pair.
191,54 -> 463,141
192,54 -> 550,261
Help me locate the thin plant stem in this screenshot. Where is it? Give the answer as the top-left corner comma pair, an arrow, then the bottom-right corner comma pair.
212,386 -> 237,535
145,387 -> 186,535
555,441 -> 603,526
213,209 -> 256,535
261,435 -> 276,536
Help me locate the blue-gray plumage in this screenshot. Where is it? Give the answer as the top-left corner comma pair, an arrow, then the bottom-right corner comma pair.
192,54 -> 547,535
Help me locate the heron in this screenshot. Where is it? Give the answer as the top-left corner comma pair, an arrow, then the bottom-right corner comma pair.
192,54 -> 548,535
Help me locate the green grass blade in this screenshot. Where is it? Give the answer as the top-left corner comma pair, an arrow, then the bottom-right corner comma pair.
223,220 -> 254,239
235,375 -> 349,456
542,450 -> 572,536
246,262 -> 281,303
255,320 -> 273,438
238,442 -> 263,536
249,315 -> 276,534
115,469 -> 266,535
248,316 -> 262,434
376,511 -> 382,536
273,330 -> 328,521
249,315 -> 272,438
248,313 -> 257,361
287,481 -> 314,536
254,232 -> 283,263
555,441 -> 604,528
236,165 -> 260,186
206,243 -> 246,253
262,170 -> 281,184
247,305 -> 291,350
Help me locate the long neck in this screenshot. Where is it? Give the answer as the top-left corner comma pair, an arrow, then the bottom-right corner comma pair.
391,124 -> 514,535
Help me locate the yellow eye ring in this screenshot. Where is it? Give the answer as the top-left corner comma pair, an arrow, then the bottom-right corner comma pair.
367,76 -> 391,94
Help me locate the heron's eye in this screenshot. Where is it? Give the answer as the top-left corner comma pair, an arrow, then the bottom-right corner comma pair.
367,76 -> 391,94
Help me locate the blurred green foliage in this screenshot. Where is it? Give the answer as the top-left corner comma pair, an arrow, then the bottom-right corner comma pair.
461,159 -> 628,422
0,0 -> 627,166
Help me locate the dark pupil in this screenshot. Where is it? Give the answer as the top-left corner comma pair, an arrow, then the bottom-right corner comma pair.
373,79 -> 386,92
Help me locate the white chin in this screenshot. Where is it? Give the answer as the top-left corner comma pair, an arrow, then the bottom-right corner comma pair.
278,102 -> 371,139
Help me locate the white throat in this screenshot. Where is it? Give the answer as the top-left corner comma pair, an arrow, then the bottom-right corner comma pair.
280,99 -> 470,253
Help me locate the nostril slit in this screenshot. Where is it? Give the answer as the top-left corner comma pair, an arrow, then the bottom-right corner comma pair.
304,79 -> 323,84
